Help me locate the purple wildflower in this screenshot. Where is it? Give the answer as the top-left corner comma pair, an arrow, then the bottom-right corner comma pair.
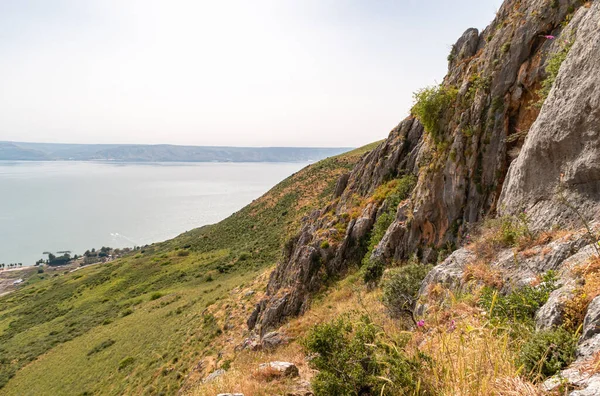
448,320 -> 456,332
417,320 -> 425,328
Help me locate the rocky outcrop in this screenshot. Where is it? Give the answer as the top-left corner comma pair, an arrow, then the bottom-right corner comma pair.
248,0 -> 597,336
248,119 -> 424,334
500,2 -> 600,229
203,369 -> 226,383
260,331 -> 289,350
415,248 -> 474,315
536,243 -> 598,330
544,292 -> 600,395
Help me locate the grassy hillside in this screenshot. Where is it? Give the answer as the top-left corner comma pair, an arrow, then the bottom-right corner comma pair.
0,143 -> 379,395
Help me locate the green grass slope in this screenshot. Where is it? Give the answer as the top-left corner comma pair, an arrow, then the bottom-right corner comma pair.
0,143 -> 379,395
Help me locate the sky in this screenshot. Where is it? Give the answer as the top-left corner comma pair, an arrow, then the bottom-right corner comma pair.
0,0 -> 502,148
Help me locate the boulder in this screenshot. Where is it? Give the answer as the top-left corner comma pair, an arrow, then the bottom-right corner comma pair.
415,248 -> 474,315
240,335 -> 260,351
261,331 -> 289,350
286,379 -> 314,396
544,367 -> 600,396
203,369 -> 226,383
581,296 -> 600,342
535,280 -> 577,331
258,361 -> 299,378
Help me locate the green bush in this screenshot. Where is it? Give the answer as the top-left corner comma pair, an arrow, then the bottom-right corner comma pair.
121,308 -> 133,317
381,262 -> 433,319
87,339 -> 115,356
479,271 -> 558,325
238,252 -> 251,261
363,257 -> 386,285
411,85 -> 457,141
304,315 -> 421,396
118,357 -> 135,371
518,327 -> 576,379
149,292 -> 163,301
320,241 -> 330,249
485,213 -> 533,248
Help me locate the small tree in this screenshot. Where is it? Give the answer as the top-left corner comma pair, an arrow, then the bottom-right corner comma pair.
381,262 -> 433,323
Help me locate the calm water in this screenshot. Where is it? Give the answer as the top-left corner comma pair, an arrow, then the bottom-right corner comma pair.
0,161 -> 306,266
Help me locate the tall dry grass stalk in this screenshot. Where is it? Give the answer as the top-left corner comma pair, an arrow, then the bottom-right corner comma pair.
416,292 -> 537,396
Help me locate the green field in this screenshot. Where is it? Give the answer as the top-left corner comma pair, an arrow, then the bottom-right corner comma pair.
0,144 -> 378,395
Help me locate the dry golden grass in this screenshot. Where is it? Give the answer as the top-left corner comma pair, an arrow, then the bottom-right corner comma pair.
463,262 -> 504,289
189,262 -> 546,396
564,256 -> 600,332
188,272 -> 379,396
581,351 -> 600,375
468,221 -> 574,261
191,343 -> 309,396
493,376 -> 543,396
417,294 -> 533,396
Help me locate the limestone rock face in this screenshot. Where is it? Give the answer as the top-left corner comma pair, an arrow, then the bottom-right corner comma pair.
448,28 -> 480,70
500,1 -> 600,229
249,120 -> 424,334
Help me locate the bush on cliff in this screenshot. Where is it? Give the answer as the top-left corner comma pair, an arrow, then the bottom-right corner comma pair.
412,85 -> 457,142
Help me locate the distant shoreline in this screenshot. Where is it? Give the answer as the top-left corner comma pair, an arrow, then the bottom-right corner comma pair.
0,141 -> 353,163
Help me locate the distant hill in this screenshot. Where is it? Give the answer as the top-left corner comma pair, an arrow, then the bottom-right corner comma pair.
0,141 -> 352,163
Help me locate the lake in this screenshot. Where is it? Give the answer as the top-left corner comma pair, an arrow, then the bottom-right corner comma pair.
0,161 -> 307,266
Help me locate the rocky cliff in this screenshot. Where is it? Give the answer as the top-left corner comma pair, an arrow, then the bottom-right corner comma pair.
249,0 -> 599,338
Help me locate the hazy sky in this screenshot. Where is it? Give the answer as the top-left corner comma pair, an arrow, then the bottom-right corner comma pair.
0,0 -> 502,147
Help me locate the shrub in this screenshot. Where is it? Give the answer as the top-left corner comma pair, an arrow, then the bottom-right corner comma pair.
476,213 -> 534,253
411,85 -> 457,141
176,250 -> 190,257
382,262 -> 433,319
121,308 -> 134,317
118,356 -> 135,371
220,359 -> 232,371
320,241 -> 330,249
304,315 -> 421,396
479,271 -> 558,325
238,252 -> 251,261
87,339 -> 115,356
518,327 -> 576,379
150,292 -> 163,301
